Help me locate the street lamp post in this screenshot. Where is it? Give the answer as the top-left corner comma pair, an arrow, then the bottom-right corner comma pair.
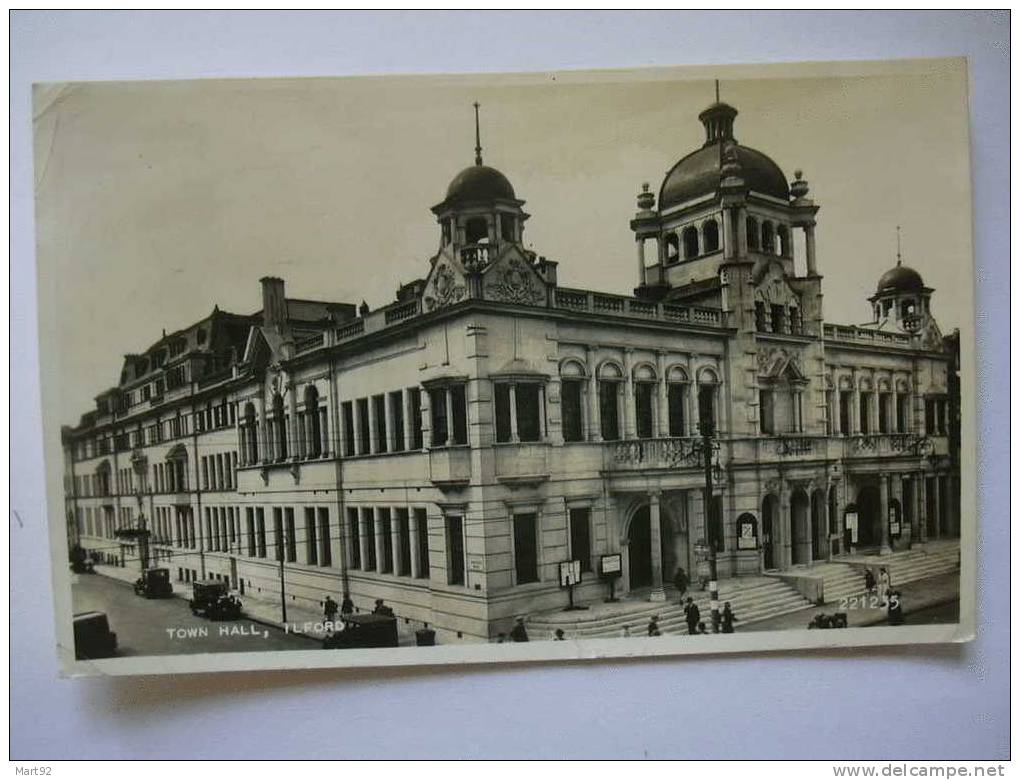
698,422 -> 721,634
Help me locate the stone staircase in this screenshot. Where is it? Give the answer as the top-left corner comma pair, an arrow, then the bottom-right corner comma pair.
810,540 -> 961,604
526,577 -> 812,639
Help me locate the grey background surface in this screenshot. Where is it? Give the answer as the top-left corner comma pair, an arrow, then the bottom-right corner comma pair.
10,11 -> 1009,759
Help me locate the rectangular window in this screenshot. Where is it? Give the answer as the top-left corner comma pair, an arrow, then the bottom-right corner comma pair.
569,507 -> 592,572
635,383 -> 654,439
451,385 -> 468,445
446,515 -> 465,586
342,401 -> 355,456
389,391 -> 405,452
561,380 -> 584,442
273,508 -> 285,562
396,509 -> 411,576
372,394 -> 388,454
599,381 -> 620,441
415,508 -> 430,579
256,509 -> 266,558
878,392 -> 891,433
364,509 -> 377,571
516,384 -> 542,442
494,383 -> 512,443
937,399 -> 948,435
698,385 -> 716,436
409,388 -> 424,449
305,507 -> 318,565
513,513 -> 539,585
429,388 -> 448,446
859,393 -> 872,434
380,508 -> 393,573
770,304 -> 786,334
755,301 -> 768,332
317,508 -> 331,567
759,389 -> 775,434
896,394 -> 909,433
924,399 -> 936,434
347,508 -> 361,569
356,398 -> 371,454
839,391 -> 852,434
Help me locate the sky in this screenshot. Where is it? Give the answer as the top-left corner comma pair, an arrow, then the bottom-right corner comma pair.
33,59 -> 973,424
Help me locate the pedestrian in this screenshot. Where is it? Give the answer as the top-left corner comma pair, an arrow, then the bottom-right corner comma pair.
372,598 -> 395,617
887,590 -> 904,626
340,592 -> 355,618
864,567 -> 876,595
673,566 -> 689,600
685,597 -> 701,635
878,567 -> 892,607
721,601 -> 737,634
323,595 -> 338,623
553,628 -> 566,641
509,617 -> 529,642
647,615 -> 661,637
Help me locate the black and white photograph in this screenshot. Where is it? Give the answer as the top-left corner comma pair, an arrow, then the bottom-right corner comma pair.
34,58 -> 976,675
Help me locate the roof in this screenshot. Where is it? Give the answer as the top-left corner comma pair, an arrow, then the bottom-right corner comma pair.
438,163 -> 516,208
875,264 -> 926,295
659,142 -> 789,211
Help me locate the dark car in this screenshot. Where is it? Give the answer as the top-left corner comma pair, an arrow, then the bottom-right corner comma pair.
69,545 -> 95,574
323,613 -> 399,650
189,579 -> 243,620
133,567 -> 174,599
73,611 -> 117,660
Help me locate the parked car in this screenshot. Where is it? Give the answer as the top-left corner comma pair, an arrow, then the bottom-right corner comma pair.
322,613 -> 398,649
189,579 -> 243,620
73,611 -> 117,659
69,545 -> 95,574
133,567 -> 173,599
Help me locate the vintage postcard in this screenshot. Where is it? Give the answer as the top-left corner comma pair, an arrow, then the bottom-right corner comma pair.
34,58 -> 976,677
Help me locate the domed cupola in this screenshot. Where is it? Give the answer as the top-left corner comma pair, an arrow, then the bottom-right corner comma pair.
431,103 -> 528,258
658,100 -> 790,211
869,227 -> 934,332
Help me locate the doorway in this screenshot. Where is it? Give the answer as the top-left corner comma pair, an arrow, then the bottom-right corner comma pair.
761,495 -> 778,570
627,506 -> 652,588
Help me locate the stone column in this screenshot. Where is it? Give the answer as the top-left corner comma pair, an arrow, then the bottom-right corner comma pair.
648,492 -> 665,601
821,488 -> 832,561
804,223 -> 818,276
444,387 -> 454,445
391,508 -> 403,575
779,489 -> 791,569
420,390 -> 433,448
374,508 -> 386,572
932,475 -> 943,541
368,396 -> 379,454
508,383 -> 519,442
623,349 -> 635,439
384,394 -> 395,453
879,474 -> 892,554
403,390 -> 416,451
917,474 -> 928,543
587,347 -> 602,442
655,351 -> 668,437
288,389 -> 300,459
636,238 -> 645,285
408,509 -> 421,578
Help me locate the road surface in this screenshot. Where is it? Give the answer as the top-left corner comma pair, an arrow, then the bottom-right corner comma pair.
72,574 -> 320,656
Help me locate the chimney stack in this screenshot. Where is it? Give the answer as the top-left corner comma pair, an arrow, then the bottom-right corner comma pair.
260,276 -> 289,331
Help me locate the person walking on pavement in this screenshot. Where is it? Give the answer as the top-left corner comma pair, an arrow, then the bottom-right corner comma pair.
323,595 -> 339,624
685,597 -> 701,636
647,615 -> 661,637
509,617 -> 530,642
864,567 -> 876,595
340,592 -> 355,619
721,601 -> 737,634
673,566 -> 689,601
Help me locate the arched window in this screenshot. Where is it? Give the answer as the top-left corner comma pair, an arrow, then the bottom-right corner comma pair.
761,222 -> 775,254
703,219 -> 720,253
666,367 -> 689,437
500,215 -> 516,242
597,362 -> 624,441
304,385 -> 322,459
777,225 -> 790,257
559,359 -> 587,443
682,226 -> 699,259
746,217 -> 759,250
632,364 -> 657,440
272,393 -> 288,461
665,233 -> 680,264
697,368 -> 719,436
465,216 -> 488,244
244,402 -> 258,464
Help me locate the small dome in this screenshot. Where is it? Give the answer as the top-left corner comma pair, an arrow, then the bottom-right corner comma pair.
876,264 -> 925,295
443,164 -> 516,204
660,143 -> 789,210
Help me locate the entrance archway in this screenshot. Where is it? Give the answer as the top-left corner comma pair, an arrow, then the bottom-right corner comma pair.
791,489 -> 811,565
761,494 -> 779,570
811,490 -> 827,561
627,506 -> 652,589
856,484 -> 881,547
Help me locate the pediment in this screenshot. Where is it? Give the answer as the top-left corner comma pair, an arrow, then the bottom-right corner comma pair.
481,247 -> 547,306
423,248 -> 469,312
757,346 -> 808,383
752,260 -> 800,308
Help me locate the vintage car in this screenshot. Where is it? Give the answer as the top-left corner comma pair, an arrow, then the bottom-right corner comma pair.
133,567 -> 174,599
322,613 -> 399,650
188,579 -> 243,620
68,545 -> 95,574
73,611 -> 118,659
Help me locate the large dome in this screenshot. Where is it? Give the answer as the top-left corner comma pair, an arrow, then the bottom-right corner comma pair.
660,142 -> 789,211
658,100 -> 790,211
443,164 -> 516,204
876,264 -> 925,295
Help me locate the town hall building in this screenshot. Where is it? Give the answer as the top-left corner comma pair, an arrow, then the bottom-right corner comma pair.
62,97 -> 960,642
